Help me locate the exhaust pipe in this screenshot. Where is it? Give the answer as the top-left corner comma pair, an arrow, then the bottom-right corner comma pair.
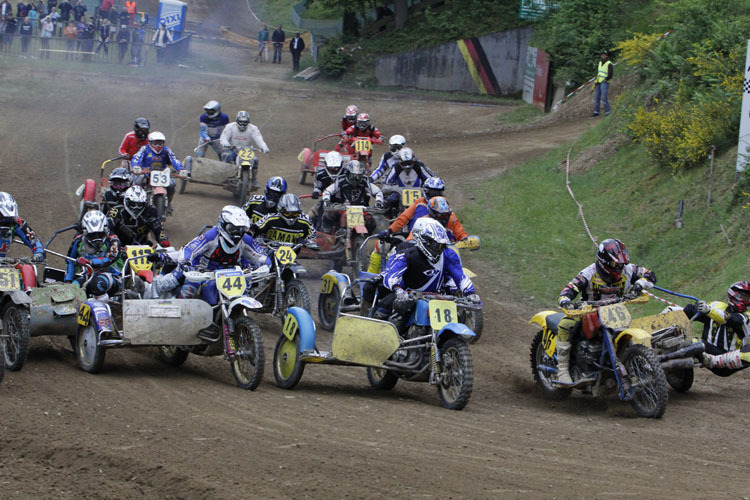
658,341 -> 705,362
661,358 -> 696,372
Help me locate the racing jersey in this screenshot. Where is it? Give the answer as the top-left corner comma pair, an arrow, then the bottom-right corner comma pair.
370,151 -> 399,181
322,179 -> 383,206
383,161 -> 434,188
243,195 -> 275,224
64,233 -> 121,282
312,168 -> 338,197
219,122 -> 268,152
131,145 -> 184,172
683,301 -> 750,354
102,189 -> 125,215
199,112 -> 230,141
182,226 -> 270,271
403,213 -> 467,243
118,131 -> 148,158
254,213 -> 314,244
336,125 -> 384,153
0,217 -> 44,257
382,244 -> 474,295
559,263 -> 656,303
107,205 -> 167,246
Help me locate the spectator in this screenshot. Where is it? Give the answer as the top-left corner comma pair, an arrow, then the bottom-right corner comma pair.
95,16 -> 109,54
117,4 -> 128,27
592,51 -> 613,117
46,0 -> 56,12
27,4 -> 37,33
115,23 -> 128,62
71,0 -> 85,22
152,20 -> 171,61
58,0 -> 70,27
19,15 -> 31,54
108,2 -> 118,24
124,0 -> 135,25
375,1 -> 393,21
288,31 -> 304,71
63,19 -> 75,58
0,1 -> 12,20
49,5 -> 59,34
36,0 -> 46,19
39,13 -> 52,57
129,18 -> 143,65
271,24 -> 284,64
74,15 -> 83,53
254,23 -> 267,63
16,2 -> 28,18
3,13 -> 16,52
98,0 -> 113,20
81,15 -> 94,61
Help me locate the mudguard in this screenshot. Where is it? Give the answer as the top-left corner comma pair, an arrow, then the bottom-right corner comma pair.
227,296 -> 263,315
614,328 -> 651,348
77,300 -> 112,333
282,264 -> 307,282
299,147 -> 313,168
437,322 -> 475,338
321,271 -> 350,297
529,310 -> 560,328
415,299 -> 430,326
284,306 -> 317,352
5,290 -> 31,306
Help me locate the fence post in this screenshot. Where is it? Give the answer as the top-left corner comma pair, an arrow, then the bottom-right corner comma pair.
707,145 -> 716,207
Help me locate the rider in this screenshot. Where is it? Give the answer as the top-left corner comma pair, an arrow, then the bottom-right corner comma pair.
107,186 -> 169,247
101,167 -> 133,214
682,281 -> 750,375
378,177 -> 449,241
131,131 -> 188,208
370,134 -> 406,182
118,117 -> 150,160
253,194 -> 315,245
555,238 -> 656,384
196,100 -> 230,159
243,176 -> 287,223
0,192 -> 45,262
64,210 -> 122,297
309,151 -> 344,227
336,113 -> 384,154
321,160 -> 384,233
341,104 -> 358,132
380,147 -> 434,212
219,111 -> 269,189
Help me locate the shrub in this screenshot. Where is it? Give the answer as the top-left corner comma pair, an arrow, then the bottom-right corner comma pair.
318,43 -> 354,77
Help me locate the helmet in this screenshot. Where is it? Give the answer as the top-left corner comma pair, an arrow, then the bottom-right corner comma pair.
278,194 -> 302,225
397,147 -> 415,169
412,218 -> 450,264
217,205 -> 250,253
423,177 -> 445,200
388,134 -> 406,153
346,160 -> 366,186
264,176 -> 288,208
427,196 -> 452,226
108,167 -> 132,195
123,186 -> 148,219
345,104 -> 358,124
0,192 -> 18,237
148,131 -> 166,154
595,238 -> 630,283
727,281 -> 750,312
81,210 -> 108,248
204,100 -> 221,118
324,151 -> 344,177
356,113 -> 370,131
133,117 -> 150,140
236,111 -> 250,131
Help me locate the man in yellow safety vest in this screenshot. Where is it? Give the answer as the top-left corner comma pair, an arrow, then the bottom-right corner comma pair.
593,51 -> 613,117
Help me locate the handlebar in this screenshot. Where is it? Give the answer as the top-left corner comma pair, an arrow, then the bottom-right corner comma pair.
562,293 -> 649,314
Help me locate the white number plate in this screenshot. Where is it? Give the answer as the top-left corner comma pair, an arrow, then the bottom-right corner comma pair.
150,170 -> 170,187
148,304 -> 182,318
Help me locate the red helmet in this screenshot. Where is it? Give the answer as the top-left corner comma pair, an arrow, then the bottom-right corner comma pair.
728,281 -> 750,312
356,113 -> 370,131
595,238 -> 629,283
345,104 -> 358,123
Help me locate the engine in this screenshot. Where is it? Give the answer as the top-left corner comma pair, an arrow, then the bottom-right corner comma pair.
573,340 -> 602,377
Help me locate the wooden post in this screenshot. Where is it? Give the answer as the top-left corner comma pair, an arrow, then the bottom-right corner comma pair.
707,145 -> 716,207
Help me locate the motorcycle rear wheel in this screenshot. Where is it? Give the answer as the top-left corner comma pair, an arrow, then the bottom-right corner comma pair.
273,333 -> 305,389
178,178 -> 188,194
153,194 -> 166,221
284,279 -> 311,314
2,303 -> 30,371
299,170 -> 307,185
238,169 -> 250,206
230,317 -> 265,390
0,341 -> 5,384
155,345 -> 190,367
529,330 -> 571,400
317,290 -> 340,331
366,367 -> 398,390
623,344 -> 669,418
437,337 -> 473,410
666,367 -> 694,393
76,324 -> 106,373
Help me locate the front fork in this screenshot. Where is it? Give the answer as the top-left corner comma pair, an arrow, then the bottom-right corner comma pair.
428,331 -> 442,385
602,328 -> 633,400
220,302 -> 236,357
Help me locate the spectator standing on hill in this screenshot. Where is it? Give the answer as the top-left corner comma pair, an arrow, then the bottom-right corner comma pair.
47,0 -> 56,11
124,0 -> 135,25
117,5 -> 128,27
49,5 -> 59,33
129,18 -> 143,65
98,0 -> 113,19
58,0 -> 70,29
116,23 -> 128,62
16,2 -> 28,18
108,3 -> 118,24
19,16 -> 31,54
63,19 -> 75,58
152,20 -> 172,61
40,14 -> 52,57
74,15 -> 83,52
72,0 -> 85,21
36,0 -> 46,19
271,24 -> 284,64
95,16 -> 110,54
0,1 -> 11,41
288,31 -> 304,71
81,15 -> 95,61
254,23 -> 267,62
592,51 -> 613,117
27,5 -> 37,33
3,13 -> 16,52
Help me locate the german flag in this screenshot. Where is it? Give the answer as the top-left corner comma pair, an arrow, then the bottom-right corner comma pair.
457,37 -> 500,96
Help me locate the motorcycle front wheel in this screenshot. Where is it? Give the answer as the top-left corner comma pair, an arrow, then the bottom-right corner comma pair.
623,344 -> 669,418
76,324 -> 106,373
284,279 -> 312,314
153,194 -> 166,221
529,330 -> 571,400
155,345 -> 189,367
0,340 -> 5,384
238,169 -> 250,206
273,334 -> 305,389
317,290 -> 339,331
437,337 -> 473,410
2,303 -> 30,371
666,367 -> 694,393
230,317 -> 264,390
366,367 -> 398,390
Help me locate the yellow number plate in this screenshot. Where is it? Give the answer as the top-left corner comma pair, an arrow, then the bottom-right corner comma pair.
599,303 -> 631,329
77,303 -> 91,326
401,188 -> 421,207
542,327 -> 557,357
0,267 -> 22,291
353,139 -> 372,153
428,299 -> 458,330
282,312 -> 299,341
321,274 -> 336,294
126,245 -> 154,273
215,269 -> 247,298
346,206 -> 365,227
238,148 -> 256,162
275,246 -> 297,265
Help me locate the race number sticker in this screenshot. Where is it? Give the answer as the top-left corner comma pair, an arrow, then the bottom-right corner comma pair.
282,312 -> 299,341
275,246 -> 297,265
428,300 -> 458,330
126,245 -> 154,273
77,303 -> 91,326
238,148 -> 256,162
0,268 -> 22,291
401,188 -> 422,207
598,303 -> 631,329
542,327 -> 557,357
321,274 -> 336,294
346,206 -> 365,228
150,169 -> 170,187
215,269 -> 247,298
353,139 -> 372,153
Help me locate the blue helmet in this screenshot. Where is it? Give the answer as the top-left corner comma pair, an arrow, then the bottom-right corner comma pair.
264,176 -> 288,208
423,177 -> 445,199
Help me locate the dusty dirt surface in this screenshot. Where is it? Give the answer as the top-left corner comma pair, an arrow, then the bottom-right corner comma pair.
0,42 -> 749,500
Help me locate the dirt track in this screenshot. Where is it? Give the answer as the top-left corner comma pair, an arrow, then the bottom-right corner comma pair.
1,35 -> 749,500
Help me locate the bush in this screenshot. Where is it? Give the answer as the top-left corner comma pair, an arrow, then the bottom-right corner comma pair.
318,43 -> 354,77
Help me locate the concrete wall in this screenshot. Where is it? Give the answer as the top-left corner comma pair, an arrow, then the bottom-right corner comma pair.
375,27 -> 534,95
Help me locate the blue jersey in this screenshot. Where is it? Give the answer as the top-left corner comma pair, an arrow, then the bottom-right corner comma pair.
382,244 -> 474,295
0,217 -> 44,258
182,227 -> 271,271
131,145 -> 184,172
64,234 -> 122,282
199,112 -> 230,141
370,151 -> 398,182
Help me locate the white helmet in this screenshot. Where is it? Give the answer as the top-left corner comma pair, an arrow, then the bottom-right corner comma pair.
397,147 -> 415,169
412,217 -> 449,264
148,131 -> 166,154
236,111 -> 250,131
324,150 -> 343,177
388,134 -> 406,152
217,205 -> 250,253
0,192 -> 19,236
123,186 -> 148,219
346,160 -> 366,186
204,100 -> 221,118
81,210 -> 109,248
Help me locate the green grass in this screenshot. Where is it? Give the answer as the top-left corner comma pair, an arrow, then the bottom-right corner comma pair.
496,102 -> 544,124
257,0 -> 297,29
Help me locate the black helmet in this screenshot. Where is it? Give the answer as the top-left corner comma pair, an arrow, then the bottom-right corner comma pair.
595,238 -> 630,283
134,117 -> 150,140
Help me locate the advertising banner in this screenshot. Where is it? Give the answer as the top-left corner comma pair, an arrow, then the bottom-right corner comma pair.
737,40 -> 750,172
157,0 -> 187,37
522,46 -> 537,104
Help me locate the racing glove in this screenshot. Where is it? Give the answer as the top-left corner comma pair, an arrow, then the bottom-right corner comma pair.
31,252 -> 45,263
467,293 -> 482,305
395,287 -> 409,302
559,298 -> 573,309
375,201 -> 384,209
377,229 -> 391,241
131,165 -> 142,175
178,169 -> 189,179
261,147 -> 270,154
76,257 -> 91,267
159,240 -> 170,248
311,191 -> 320,200
696,301 -> 712,315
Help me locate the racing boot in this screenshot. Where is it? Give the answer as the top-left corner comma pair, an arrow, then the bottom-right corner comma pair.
701,350 -> 747,370
554,340 -> 574,385
251,165 -> 259,189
